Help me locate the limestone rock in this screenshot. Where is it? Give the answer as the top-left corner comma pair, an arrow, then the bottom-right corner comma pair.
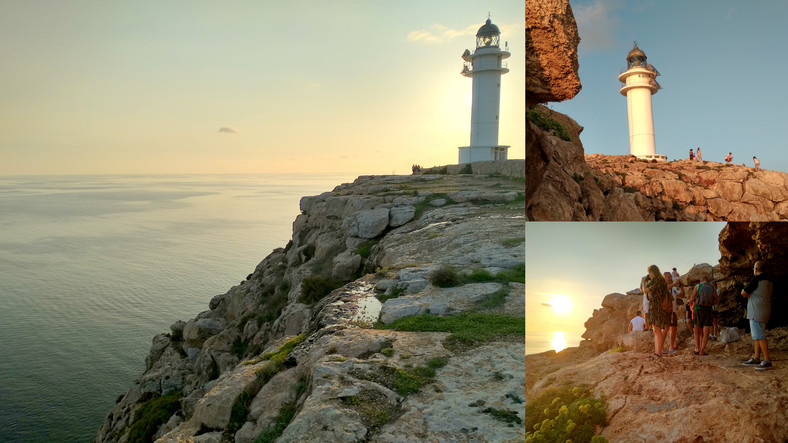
719,327 -> 740,343
526,0 -> 581,106
344,207 -> 390,239
388,205 -> 415,227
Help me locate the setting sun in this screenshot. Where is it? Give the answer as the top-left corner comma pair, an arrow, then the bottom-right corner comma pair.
552,331 -> 567,352
548,294 -> 573,315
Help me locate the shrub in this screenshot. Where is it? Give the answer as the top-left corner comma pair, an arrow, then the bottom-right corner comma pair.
354,240 -> 378,258
527,106 -> 571,141
429,266 -> 460,287
525,385 -> 608,443
496,263 -> 525,284
127,392 -> 182,443
300,276 -> 346,304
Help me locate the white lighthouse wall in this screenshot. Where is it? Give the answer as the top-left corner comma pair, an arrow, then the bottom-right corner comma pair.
626,87 -> 656,157
470,70 -> 501,147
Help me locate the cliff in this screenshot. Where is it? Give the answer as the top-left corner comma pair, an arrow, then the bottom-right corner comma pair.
94,162 -> 526,443
526,222 -> 788,442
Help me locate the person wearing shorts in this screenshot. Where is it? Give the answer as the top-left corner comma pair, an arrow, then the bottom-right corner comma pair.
741,261 -> 773,370
690,276 -> 716,356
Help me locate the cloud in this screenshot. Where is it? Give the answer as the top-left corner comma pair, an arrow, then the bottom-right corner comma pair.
407,23 -> 478,44
218,127 -> 240,134
726,8 -> 736,20
573,0 -> 624,52
542,302 -> 553,308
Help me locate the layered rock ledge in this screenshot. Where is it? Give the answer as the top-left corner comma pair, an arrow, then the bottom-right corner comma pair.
94,164 -> 525,443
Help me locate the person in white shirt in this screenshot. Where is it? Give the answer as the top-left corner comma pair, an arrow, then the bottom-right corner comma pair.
629,311 -> 646,332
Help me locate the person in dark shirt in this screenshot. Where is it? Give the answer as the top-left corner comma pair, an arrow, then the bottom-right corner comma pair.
741,261 -> 773,370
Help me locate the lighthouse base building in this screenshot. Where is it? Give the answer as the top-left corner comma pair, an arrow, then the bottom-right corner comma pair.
458,19 -> 510,164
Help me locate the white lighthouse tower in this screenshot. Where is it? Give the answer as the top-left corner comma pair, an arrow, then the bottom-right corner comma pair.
618,43 -> 666,161
458,18 -> 510,164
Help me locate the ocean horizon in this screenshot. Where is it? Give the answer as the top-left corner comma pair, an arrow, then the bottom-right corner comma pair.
525,331 -> 584,356
0,173 -> 355,442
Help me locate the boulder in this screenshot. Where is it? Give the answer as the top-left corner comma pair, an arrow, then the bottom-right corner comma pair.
344,208 -> 390,239
719,327 -> 740,343
389,206 -> 416,227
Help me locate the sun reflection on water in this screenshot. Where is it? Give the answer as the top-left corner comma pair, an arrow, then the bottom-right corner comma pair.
552,331 -> 567,352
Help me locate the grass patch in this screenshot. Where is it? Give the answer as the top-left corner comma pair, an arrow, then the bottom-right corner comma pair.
495,263 -> 525,284
376,285 -> 406,303
380,347 -> 394,357
127,392 -> 182,443
340,389 -> 395,430
525,385 -> 608,443
428,265 -> 460,287
255,334 -> 307,383
376,311 -> 523,350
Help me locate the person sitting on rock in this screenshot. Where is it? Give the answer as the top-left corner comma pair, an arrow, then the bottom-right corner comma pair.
689,275 -> 717,356
741,261 -> 773,371
753,156 -> 760,171
725,152 -> 733,164
629,311 -> 646,332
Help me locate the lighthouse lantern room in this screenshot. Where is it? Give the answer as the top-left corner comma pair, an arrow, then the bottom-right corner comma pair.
458,18 -> 510,164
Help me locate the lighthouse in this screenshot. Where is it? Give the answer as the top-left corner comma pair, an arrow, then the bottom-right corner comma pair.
618,43 -> 666,161
458,18 -> 510,164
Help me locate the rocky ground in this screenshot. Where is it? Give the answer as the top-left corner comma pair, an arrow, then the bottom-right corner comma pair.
527,327 -> 788,442
94,161 -> 525,443
527,255 -> 788,442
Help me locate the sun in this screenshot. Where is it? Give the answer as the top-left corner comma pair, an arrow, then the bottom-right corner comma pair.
548,294 -> 573,315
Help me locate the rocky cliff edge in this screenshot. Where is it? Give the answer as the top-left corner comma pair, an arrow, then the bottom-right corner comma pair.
526,222 -> 788,442
94,162 -> 526,443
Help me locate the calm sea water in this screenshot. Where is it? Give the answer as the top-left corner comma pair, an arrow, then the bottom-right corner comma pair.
525,331 -> 584,355
0,174 -> 354,442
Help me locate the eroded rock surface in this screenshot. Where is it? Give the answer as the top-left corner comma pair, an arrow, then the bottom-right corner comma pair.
94,164 -> 525,443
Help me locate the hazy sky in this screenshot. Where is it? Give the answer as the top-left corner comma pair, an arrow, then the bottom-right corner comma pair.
550,1 -> 788,172
0,1 -> 524,176
525,222 -> 725,337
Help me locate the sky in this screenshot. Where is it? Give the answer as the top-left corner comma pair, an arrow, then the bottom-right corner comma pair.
0,1 -> 524,176
525,222 -> 725,349
549,0 -> 788,172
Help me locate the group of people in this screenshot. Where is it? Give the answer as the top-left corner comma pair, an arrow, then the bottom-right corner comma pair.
628,262 -> 773,370
689,148 -> 760,170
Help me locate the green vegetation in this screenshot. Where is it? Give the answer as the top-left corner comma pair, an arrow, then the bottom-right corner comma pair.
299,275 -> 347,304
127,392 -> 182,443
428,265 -> 461,287
527,106 -> 571,141
478,287 -> 510,309
572,172 -> 582,183
376,311 -> 523,351
376,285 -> 406,303
227,390 -> 253,436
459,164 -> 474,174
380,347 -> 394,357
253,403 -> 297,443
254,334 -> 307,382
525,385 -> 608,443
501,237 -> 524,248
340,389 -> 394,430
608,346 -> 624,353
354,239 -> 378,258
482,407 -> 522,426
232,337 -> 249,358
428,263 -> 524,287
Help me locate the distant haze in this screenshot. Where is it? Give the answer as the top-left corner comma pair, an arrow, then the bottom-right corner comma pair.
0,1 -> 524,176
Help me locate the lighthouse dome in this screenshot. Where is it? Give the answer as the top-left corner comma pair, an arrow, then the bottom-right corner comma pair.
627,45 -> 646,60
475,19 -> 501,48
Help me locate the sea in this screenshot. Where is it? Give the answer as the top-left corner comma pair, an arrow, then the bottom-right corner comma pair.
525,331 -> 585,356
0,173 -> 356,442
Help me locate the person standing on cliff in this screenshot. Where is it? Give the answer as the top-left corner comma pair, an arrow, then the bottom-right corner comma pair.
696,147 -> 703,162
643,265 -> 669,359
741,261 -> 773,370
753,156 -> 760,171
689,149 -> 695,161
662,272 -> 681,354
689,275 -> 717,356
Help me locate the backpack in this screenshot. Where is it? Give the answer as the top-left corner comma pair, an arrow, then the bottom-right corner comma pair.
696,282 -> 715,307
661,289 -> 672,312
